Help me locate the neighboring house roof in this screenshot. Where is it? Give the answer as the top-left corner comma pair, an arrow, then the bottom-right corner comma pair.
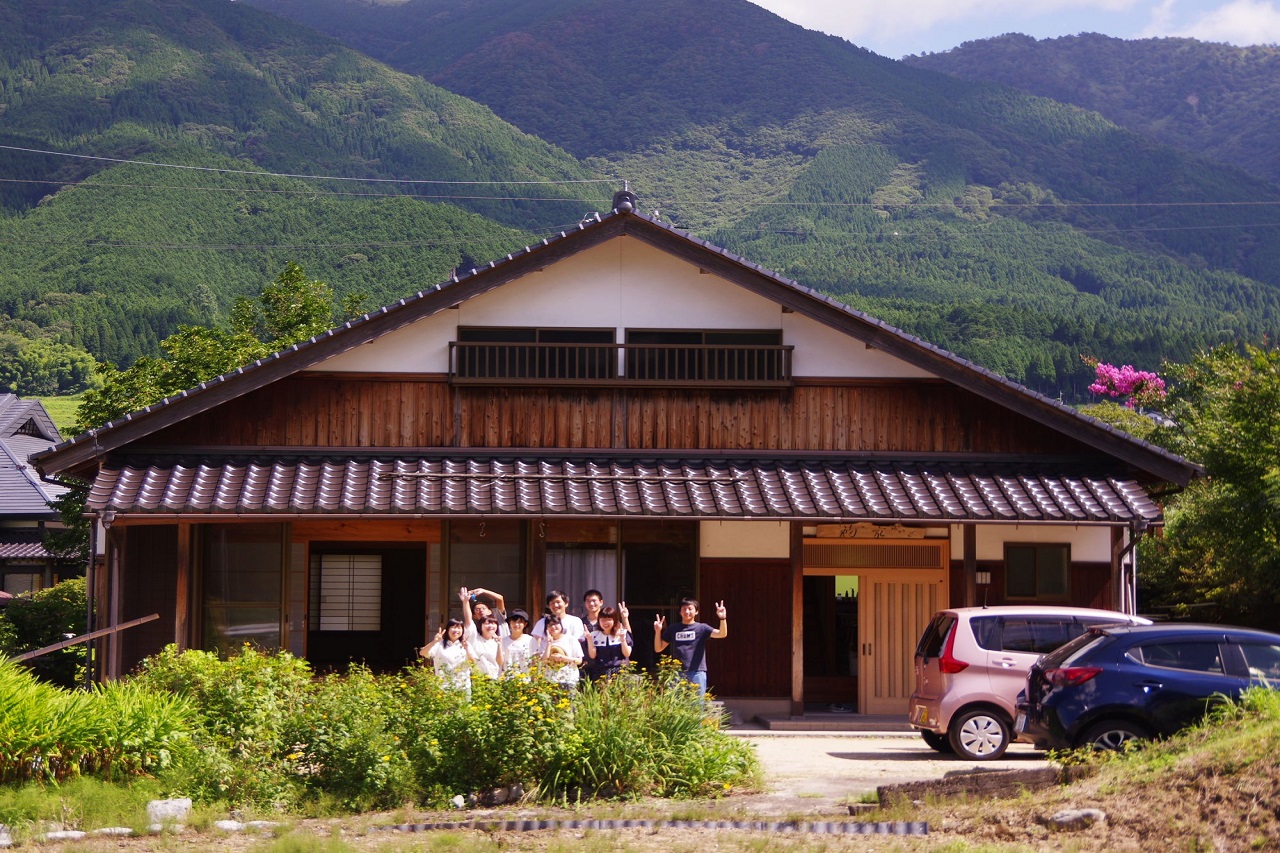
0,528 -> 55,560
0,394 -> 67,518
84,454 -> 1162,523
31,207 -> 1203,488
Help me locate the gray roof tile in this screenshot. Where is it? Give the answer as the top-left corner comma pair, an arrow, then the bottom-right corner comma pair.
86,455 -> 1161,523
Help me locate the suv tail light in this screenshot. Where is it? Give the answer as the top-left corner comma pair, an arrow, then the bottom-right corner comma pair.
938,620 -> 969,674
1044,667 -> 1102,687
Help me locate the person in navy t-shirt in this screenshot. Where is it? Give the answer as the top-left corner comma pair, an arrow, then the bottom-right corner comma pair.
654,597 -> 727,700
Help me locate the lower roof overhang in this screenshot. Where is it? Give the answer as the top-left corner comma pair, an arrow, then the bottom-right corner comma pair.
0,528 -> 59,560
85,453 -> 1165,525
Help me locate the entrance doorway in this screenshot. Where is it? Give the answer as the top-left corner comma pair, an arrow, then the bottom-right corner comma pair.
802,575 -> 858,708
802,537 -> 948,713
307,544 -> 427,672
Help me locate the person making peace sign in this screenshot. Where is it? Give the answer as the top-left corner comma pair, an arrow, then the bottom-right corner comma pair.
653,598 -> 727,701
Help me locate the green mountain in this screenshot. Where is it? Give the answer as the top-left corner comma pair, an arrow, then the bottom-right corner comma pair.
904,33 -> 1280,187
0,0 -> 607,368
3,0 -> 1280,400
240,0 -> 1280,395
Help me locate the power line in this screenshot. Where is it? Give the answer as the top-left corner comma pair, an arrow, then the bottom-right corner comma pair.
0,177 -> 607,203
0,144 -> 615,186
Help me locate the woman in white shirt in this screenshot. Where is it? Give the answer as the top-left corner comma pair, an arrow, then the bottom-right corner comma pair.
501,609 -> 538,677
470,615 -> 504,678
541,615 -> 583,690
419,618 -> 473,697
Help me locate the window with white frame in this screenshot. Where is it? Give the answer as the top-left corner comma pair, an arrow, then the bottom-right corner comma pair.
309,554 -> 382,631
1005,544 -> 1069,599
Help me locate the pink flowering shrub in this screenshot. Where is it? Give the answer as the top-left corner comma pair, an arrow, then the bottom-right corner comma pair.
1083,357 -> 1167,409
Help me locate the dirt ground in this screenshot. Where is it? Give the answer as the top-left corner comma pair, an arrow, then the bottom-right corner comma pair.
19,734 -> 1063,851
21,733 -> 1271,851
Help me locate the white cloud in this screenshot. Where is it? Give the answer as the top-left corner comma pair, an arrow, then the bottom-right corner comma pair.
1141,0 -> 1280,44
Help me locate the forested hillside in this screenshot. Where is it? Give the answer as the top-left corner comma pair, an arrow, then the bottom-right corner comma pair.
905,33 -> 1280,187
3,0 -> 1279,401
0,0 -> 605,374
242,0 -> 1280,396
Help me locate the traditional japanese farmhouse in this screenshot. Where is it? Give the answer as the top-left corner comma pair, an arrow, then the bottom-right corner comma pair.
33,191 -> 1201,717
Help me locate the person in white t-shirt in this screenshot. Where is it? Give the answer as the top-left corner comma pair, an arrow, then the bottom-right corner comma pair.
501,609 -> 538,677
419,617 -> 473,697
470,615 -> 504,678
541,615 -> 583,690
531,589 -> 585,653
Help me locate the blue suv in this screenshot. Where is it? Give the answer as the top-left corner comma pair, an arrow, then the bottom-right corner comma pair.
1019,623 -> 1280,750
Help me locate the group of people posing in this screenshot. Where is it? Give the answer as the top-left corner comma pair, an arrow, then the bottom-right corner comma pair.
418,586 -> 728,699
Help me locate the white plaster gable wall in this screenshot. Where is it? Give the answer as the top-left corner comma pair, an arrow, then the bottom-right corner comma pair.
949,524 -> 1113,564
308,236 -> 931,378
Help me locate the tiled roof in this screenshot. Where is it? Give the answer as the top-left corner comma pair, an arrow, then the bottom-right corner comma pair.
0,397 -> 67,517
0,528 -> 53,560
86,456 -> 1161,523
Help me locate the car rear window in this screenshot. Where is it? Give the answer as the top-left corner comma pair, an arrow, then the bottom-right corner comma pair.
969,615 -> 1074,654
1239,642 -> 1280,680
916,614 -> 956,658
1134,641 -> 1225,674
1039,628 -> 1107,668
999,618 -> 1075,653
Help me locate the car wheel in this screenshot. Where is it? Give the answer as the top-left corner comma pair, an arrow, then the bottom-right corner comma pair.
948,709 -> 1011,760
1078,720 -> 1149,751
921,730 -> 953,753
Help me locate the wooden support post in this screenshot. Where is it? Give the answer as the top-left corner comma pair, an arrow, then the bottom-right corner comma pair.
174,523 -> 192,650
963,524 -> 977,608
790,522 -> 804,717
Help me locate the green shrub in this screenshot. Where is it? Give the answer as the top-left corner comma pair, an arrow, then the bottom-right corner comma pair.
0,577 -> 87,687
540,662 -> 760,800
90,679 -> 195,780
133,645 -> 314,810
121,648 -> 757,812
280,666 -> 416,812
402,668 -> 569,801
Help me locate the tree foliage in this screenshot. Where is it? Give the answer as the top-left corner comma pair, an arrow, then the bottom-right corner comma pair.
1140,345 -> 1280,627
0,577 -> 87,688
0,328 -> 98,396
74,264 -> 340,431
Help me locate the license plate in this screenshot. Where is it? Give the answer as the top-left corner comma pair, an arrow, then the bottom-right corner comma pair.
1014,711 -> 1027,733
912,705 -> 929,725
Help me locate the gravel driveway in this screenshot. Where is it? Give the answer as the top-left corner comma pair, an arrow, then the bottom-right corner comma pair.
729,731 -> 1049,816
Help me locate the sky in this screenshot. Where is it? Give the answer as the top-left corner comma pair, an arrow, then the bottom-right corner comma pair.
750,0 -> 1280,58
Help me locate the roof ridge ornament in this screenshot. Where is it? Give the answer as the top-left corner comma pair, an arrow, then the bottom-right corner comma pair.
612,180 -> 637,214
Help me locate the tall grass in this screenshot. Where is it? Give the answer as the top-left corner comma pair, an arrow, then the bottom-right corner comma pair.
540,663 -> 760,800
0,659 -> 193,784
2,647 -> 759,814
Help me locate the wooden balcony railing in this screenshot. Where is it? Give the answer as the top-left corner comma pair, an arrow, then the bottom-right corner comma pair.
449,342 -> 794,387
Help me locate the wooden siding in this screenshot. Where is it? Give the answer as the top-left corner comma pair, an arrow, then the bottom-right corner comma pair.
119,525 -> 179,668
700,558 -> 792,697
947,560 -> 1114,611
146,374 -> 1099,456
